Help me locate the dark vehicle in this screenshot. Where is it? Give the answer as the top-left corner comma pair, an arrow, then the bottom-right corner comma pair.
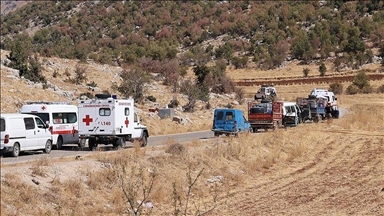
212,109 -> 252,137
297,96 -> 326,123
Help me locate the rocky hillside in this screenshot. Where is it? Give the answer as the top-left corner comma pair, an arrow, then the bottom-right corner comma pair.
1,49 -> 244,135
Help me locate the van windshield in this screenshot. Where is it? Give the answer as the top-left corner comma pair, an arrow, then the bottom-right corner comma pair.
24,113 -> 49,124
0,119 -> 5,131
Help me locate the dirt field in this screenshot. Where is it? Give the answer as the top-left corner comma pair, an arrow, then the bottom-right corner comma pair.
1,49 -> 384,215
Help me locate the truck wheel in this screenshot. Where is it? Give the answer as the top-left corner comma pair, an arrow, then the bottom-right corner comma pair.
78,138 -> 86,148
43,140 -> 52,154
56,136 -> 63,150
214,132 -> 219,137
140,133 -> 148,147
88,137 -> 96,151
12,143 -> 20,157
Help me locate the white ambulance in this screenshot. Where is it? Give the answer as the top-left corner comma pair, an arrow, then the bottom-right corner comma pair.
77,94 -> 149,150
309,88 -> 337,105
20,102 -> 79,149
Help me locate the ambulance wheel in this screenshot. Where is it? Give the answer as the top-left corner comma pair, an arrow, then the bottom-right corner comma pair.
56,136 -> 63,150
12,143 -> 20,157
113,138 -> 125,150
140,133 -> 148,147
43,140 -> 52,154
78,138 -> 86,148
88,138 -> 96,151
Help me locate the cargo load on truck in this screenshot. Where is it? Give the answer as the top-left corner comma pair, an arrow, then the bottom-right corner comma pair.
77,94 -> 149,150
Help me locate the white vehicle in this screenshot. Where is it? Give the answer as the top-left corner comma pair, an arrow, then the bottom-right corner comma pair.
77,94 -> 149,150
1,113 -> 52,157
309,88 -> 337,105
254,85 -> 277,100
282,102 -> 301,126
20,102 -> 79,149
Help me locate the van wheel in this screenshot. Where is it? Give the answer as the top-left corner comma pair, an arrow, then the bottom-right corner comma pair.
140,133 -> 148,147
56,136 -> 63,150
43,140 -> 52,154
12,143 -> 20,157
78,138 -> 86,148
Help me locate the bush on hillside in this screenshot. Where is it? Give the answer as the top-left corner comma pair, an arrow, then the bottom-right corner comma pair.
329,83 -> 343,95
346,84 -> 359,95
303,68 -> 310,77
377,84 -> 384,93
361,85 -> 373,94
353,72 -> 370,89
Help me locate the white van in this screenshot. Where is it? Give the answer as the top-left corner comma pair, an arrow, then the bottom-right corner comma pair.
282,102 -> 301,126
1,114 -> 52,157
20,102 -> 79,149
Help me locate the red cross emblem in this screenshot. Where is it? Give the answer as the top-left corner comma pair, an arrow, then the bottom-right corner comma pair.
83,115 -> 93,126
41,105 -> 46,111
125,117 -> 129,128
71,126 -> 78,137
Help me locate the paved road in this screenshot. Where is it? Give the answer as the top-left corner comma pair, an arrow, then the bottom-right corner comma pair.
0,130 -> 214,164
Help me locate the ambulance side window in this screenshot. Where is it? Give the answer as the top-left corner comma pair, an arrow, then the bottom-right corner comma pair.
99,108 -> 111,116
125,108 -> 130,116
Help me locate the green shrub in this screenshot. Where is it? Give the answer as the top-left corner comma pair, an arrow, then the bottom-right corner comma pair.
352,72 -> 370,89
329,83 -> 343,95
146,95 -> 156,102
303,68 -> 310,77
346,84 -> 359,95
377,84 -> 384,93
319,63 -> 327,77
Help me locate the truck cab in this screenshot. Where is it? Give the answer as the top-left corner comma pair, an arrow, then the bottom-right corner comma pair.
212,108 -> 251,137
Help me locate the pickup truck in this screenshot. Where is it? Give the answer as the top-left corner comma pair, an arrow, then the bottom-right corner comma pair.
254,85 -> 277,100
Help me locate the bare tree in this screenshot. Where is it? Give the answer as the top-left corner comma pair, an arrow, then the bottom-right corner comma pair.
116,67 -> 151,103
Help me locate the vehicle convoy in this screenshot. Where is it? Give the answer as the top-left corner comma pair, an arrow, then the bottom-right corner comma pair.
212,108 -> 251,136
248,99 -> 283,132
77,94 -> 149,150
20,102 -> 79,149
1,114 -> 52,157
254,85 -> 277,100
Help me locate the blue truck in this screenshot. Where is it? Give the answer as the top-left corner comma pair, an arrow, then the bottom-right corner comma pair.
212,108 -> 252,137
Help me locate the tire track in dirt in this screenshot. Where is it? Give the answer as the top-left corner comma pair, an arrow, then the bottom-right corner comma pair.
208,130 -> 384,215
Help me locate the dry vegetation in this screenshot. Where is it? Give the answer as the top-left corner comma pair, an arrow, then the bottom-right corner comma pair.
1,49 -> 384,215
